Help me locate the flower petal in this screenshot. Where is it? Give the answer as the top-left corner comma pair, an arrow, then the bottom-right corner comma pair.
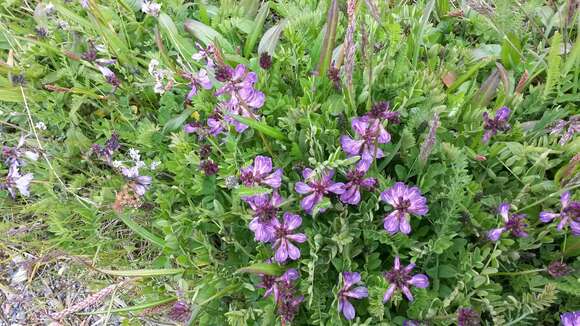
301,192 -> 321,212
409,274 -> 429,288
295,182 -> 312,194
498,202 -> 511,222
262,168 -> 283,188
275,240 -> 289,263
340,136 -> 364,156
383,284 -> 397,303
399,214 -> 412,234
327,182 -> 346,194
539,211 -> 559,223
345,286 -> 368,299
253,155 -> 272,175
287,233 -> 307,243
283,212 -> 302,230
383,211 -> 401,234
401,286 -> 414,301
286,241 -> 301,260
561,191 -> 571,208
351,117 -> 369,136
342,272 -> 361,288
487,228 -> 505,241
340,298 -> 356,320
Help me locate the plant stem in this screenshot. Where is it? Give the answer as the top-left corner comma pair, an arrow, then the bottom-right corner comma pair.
490,268 -> 545,276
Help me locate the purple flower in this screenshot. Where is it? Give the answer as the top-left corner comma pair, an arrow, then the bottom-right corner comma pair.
214,64 -> 265,133
457,308 -> 481,326
482,106 -> 511,143
547,261 -> 572,278
243,192 -> 283,242
271,213 -> 307,263
338,272 -> 368,320
340,116 -> 391,171
339,167 -> 377,205
540,191 -> 580,236
382,256 -> 429,302
260,268 -> 299,302
183,121 -> 202,135
561,311 -> 580,326
294,168 -> 345,214
487,202 -> 528,241
182,69 -> 213,102
2,135 -> 38,167
168,300 -> 191,322
239,156 -> 283,189
206,107 -> 227,136
92,133 -> 120,163
2,164 -> 33,198
548,115 -> 579,145
380,182 -> 428,235
403,321 -> 423,326
368,101 -> 400,124
191,43 -> 215,68
200,160 -> 218,176
273,269 -> 303,322
96,64 -> 120,90
121,166 -> 152,196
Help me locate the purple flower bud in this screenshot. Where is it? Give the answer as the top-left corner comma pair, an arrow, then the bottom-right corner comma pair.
199,144 -> 212,160
259,53 -> 272,69
547,261 -> 572,278
457,307 -> 481,326
200,160 -> 218,176
168,300 -> 191,322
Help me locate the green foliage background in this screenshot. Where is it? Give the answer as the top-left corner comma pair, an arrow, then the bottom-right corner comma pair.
0,0 -> 579,325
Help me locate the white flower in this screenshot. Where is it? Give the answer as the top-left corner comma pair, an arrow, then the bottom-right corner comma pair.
135,160 -> 146,169
148,59 -> 160,75
141,0 -> 161,17
150,160 -> 161,170
35,121 -> 47,130
128,148 -> 140,161
112,160 -> 124,168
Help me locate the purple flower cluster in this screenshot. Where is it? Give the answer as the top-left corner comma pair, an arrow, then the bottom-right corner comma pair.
92,133 -> 120,163
91,135 -> 153,197
382,256 -> 429,302
184,44 -> 265,135
457,307 -> 481,326
487,202 -> 528,241
482,106 -> 511,143
259,268 -> 303,323
337,272 -> 368,320
540,191 -> 580,236
1,135 -> 35,198
548,115 -> 579,145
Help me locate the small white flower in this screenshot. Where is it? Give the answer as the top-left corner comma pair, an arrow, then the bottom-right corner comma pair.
112,160 -> 124,168
35,121 -> 47,130
148,59 -> 160,75
150,160 -> 161,170
57,20 -> 69,30
141,0 -> 161,17
128,148 -> 140,161
45,3 -> 55,15
153,81 -> 165,94
135,160 -> 146,169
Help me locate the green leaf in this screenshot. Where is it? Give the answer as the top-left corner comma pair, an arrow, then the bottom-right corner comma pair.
184,19 -> 233,53
316,0 -> 339,77
243,2 -> 269,57
97,268 -> 185,276
158,13 -> 195,62
117,213 -> 166,248
78,297 -> 177,315
236,185 -> 272,197
258,19 -> 287,56
0,87 -> 24,102
163,108 -> 193,133
236,263 -> 284,276
229,115 -> 287,141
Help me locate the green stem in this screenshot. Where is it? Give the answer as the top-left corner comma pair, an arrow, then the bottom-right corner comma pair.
490,268 -> 545,276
